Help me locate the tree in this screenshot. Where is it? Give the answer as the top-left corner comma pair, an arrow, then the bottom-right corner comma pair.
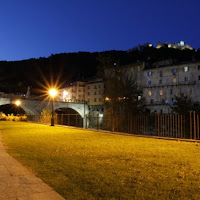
103,68 -> 147,132
170,93 -> 200,114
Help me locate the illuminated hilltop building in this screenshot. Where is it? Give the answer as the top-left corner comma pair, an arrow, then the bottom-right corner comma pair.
156,41 -> 193,50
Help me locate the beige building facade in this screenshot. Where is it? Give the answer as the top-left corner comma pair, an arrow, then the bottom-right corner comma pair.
85,78 -> 104,106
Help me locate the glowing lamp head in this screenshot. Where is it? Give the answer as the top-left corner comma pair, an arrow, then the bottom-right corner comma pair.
15,100 -> 21,106
49,88 -> 57,98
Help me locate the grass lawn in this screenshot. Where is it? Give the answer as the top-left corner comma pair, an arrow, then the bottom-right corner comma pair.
1,121 -> 200,200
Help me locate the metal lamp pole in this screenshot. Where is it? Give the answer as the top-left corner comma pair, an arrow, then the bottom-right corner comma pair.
51,97 -> 54,126
49,89 -> 57,126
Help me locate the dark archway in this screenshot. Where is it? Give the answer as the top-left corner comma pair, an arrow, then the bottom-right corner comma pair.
0,104 -> 25,115
55,108 -> 83,127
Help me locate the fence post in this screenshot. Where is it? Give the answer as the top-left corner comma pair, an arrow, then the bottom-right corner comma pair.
197,114 -> 199,140
155,113 -> 157,136
85,114 -> 88,129
76,114 -> 78,127
157,113 -> 160,136
68,114 -> 70,126
194,111 -> 196,140
97,113 -> 99,130
190,111 -> 192,139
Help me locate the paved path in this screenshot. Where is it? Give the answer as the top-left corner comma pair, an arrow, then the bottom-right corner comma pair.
0,134 -> 65,200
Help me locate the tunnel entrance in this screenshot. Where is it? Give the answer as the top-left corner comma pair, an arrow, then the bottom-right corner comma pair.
55,108 -> 83,127
0,104 -> 25,115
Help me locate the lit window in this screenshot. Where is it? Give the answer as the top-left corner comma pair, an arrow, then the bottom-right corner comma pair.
172,68 -> 177,75
160,90 -> 163,96
183,66 -> 189,72
173,77 -> 176,83
138,96 -> 141,100
147,71 -> 152,76
148,91 -> 151,96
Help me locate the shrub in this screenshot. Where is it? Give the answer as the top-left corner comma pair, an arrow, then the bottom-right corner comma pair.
0,113 -> 27,122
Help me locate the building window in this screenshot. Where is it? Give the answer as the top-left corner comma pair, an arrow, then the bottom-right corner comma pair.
147,71 -> 152,76
170,88 -> 173,95
198,65 -> 200,70
148,80 -> 151,85
99,98 -> 101,102
99,91 -> 101,95
138,66 -> 140,71
199,76 -> 200,80
94,85 -> 97,89
94,91 -> 97,95
88,86 -> 90,89
150,99 -> 154,104
184,77 -> 188,82
173,77 -> 176,83
79,89 -> 81,92
159,79 -> 162,84
160,70 -> 163,77
99,84 -> 101,88
183,66 -> 189,72
88,99 -> 90,102
160,90 -> 163,96
172,68 -> 177,75
88,92 -> 90,96
94,98 -> 97,102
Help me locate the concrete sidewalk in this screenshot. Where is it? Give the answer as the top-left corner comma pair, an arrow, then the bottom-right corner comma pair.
0,134 -> 65,200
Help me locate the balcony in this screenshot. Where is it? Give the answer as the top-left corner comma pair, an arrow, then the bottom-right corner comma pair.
143,80 -> 196,88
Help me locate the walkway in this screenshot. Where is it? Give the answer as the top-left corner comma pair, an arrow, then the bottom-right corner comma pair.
0,134 -> 65,200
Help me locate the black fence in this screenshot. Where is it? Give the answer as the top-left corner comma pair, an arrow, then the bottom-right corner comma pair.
27,111 -> 200,140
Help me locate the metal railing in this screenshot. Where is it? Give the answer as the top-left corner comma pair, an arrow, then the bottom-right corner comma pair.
26,112 -> 200,140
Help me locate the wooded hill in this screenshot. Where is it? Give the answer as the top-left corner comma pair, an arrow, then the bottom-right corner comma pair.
1,46 -> 200,94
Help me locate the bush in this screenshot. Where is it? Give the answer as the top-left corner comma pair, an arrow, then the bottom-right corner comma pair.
0,112 -> 27,121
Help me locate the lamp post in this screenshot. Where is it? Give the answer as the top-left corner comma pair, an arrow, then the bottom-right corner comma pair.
15,100 -> 21,115
49,88 -> 57,126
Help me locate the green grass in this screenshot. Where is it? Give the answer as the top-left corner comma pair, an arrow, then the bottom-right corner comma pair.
1,121 -> 200,200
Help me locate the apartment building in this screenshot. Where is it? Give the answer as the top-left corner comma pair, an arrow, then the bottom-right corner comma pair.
85,78 -> 104,106
58,81 -> 86,102
143,61 -> 200,113
58,78 -> 104,107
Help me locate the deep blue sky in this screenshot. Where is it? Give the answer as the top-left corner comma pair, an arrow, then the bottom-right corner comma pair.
0,0 -> 200,61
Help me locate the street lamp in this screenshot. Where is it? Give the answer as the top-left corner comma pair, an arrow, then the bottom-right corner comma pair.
49,88 -> 57,126
15,100 -> 21,115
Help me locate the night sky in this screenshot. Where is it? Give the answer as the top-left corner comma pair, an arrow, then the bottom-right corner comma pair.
0,0 -> 200,61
